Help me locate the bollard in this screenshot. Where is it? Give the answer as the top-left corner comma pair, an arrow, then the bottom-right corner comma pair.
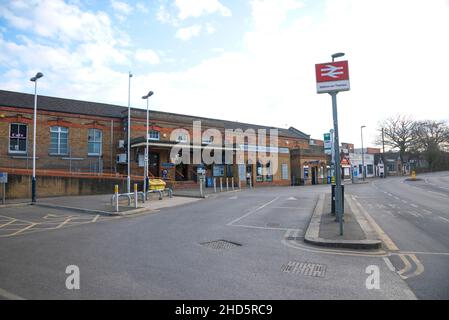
249,176 -> 253,189
199,178 -> 204,197
213,178 -> 217,193
220,178 -> 223,192
226,177 -> 229,191
134,183 -> 138,208
232,177 -> 235,191
239,179 -> 241,190
115,184 -> 119,212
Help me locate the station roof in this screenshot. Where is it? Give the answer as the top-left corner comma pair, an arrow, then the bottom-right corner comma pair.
0,89 -> 310,140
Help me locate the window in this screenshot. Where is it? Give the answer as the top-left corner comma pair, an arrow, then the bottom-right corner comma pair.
88,129 -> 102,155
50,126 -> 68,155
148,130 -> 160,141
282,163 -> 289,180
367,164 -> 374,175
256,161 -> 263,181
175,133 -> 188,142
9,123 -> 27,153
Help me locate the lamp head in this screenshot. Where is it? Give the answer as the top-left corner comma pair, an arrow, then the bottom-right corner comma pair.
331,52 -> 345,60
30,72 -> 44,82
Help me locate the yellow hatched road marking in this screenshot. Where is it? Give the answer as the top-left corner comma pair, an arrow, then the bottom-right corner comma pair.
9,223 -> 37,236
0,219 -> 17,228
56,218 -> 72,229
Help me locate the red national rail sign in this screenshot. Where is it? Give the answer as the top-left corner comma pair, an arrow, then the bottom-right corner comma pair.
315,60 -> 350,93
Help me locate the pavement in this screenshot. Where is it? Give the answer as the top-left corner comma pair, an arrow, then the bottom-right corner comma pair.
304,192 -> 382,249
0,185 -> 418,300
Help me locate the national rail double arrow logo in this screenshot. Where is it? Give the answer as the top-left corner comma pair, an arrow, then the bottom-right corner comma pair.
320,64 -> 344,79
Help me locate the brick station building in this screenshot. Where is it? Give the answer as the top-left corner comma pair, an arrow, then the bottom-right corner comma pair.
0,89 -> 328,195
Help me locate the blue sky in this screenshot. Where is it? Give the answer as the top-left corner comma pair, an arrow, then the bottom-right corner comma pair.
1,0 -> 449,147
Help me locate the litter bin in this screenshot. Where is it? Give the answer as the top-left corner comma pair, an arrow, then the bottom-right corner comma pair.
206,177 -> 213,188
149,179 -> 166,190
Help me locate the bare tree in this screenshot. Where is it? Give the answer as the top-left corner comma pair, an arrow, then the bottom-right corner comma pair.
375,115 -> 416,162
412,120 -> 449,170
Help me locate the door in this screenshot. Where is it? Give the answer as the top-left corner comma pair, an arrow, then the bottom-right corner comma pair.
311,167 -> 317,185
148,152 -> 159,178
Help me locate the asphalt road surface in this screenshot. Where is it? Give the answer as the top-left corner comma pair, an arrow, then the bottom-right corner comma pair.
0,181 -> 438,300
346,171 -> 449,299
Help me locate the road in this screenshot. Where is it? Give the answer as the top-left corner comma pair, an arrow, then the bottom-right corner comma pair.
346,171 -> 449,299
0,185 -> 415,300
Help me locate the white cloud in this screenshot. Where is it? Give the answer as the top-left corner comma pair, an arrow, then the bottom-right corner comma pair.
175,0 -> 231,20
0,0 -> 117,44
250,0 -> 303,32
136,2 -> 149,14
110,0 -> 133,22
205,23 -> 216,34
175,24 -> 202,41
135,49 -> 160,65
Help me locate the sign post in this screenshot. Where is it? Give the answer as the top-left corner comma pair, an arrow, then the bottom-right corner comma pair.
0,172 -> 8,205
315,58 -> 350,236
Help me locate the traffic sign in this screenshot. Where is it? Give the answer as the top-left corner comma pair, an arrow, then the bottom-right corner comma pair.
323,133 -> 332,155
315,60 -> 350,93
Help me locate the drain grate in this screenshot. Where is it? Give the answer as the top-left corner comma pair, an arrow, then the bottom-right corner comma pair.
200,240 -> 241,250
281,261 -> 327,278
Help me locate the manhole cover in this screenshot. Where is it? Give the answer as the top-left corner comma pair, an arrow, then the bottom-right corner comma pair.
281,261 -> 327,278
200,240 -> 241,250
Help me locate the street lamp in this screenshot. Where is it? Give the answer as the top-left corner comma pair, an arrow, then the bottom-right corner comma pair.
142,91 -> 154,196
127,72 -> 132,193
361,125 -> 366,181
30,72 -> 44,203
329,52 -> 345,235
331,52 -> 345,62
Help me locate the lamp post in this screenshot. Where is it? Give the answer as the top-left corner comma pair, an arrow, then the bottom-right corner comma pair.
127,72 -> 132,193
361,125 -> 366,181
30,72 -> 43,203
330,52 -> 344,235
142,91 -> 154,195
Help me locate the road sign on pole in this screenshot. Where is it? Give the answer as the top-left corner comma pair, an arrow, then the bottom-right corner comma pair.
315,61 -> 350,94
324,133 -> 332,155
316,59 -> 350,236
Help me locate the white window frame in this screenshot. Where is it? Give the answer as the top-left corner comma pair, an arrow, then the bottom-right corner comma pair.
148,130 -> 160,141
176,133 -> 188,142
50,126 -> 69,155
282,163 -> 289,180
9,123 -> 28,154
88,128 -> 102,156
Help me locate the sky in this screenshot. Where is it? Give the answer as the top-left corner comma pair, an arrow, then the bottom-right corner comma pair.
1,0 -> 449,148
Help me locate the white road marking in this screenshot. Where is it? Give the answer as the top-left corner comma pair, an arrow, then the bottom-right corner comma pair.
226,197 -> 279,226
230,224 -> 300,232
383,257 -> 396,272
422,209 -> 432,215
438,216 -> 449,223
0,287 -> 25,300
410,204 -> 418,208
91,215 -> 100,223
